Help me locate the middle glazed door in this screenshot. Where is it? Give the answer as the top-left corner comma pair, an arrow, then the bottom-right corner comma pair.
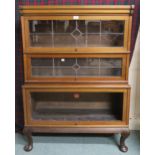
24,54 -> 129,83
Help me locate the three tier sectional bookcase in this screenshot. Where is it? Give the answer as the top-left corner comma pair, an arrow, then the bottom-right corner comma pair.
20,5 -> 134,152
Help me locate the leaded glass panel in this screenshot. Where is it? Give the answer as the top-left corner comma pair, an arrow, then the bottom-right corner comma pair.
31,58 -> 122,77
29,20 -> 124,47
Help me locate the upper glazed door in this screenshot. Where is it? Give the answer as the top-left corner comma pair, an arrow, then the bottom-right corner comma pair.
21,16 -> 131,53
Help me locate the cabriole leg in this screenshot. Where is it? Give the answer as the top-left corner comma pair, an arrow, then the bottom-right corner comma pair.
23,128 -> 33,152
119,131 -> 130,152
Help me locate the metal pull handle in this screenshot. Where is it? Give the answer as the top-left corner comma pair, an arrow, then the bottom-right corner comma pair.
73,93 -> 80,99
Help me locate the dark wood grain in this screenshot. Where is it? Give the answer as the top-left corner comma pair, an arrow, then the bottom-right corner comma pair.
119,131 -> 130,152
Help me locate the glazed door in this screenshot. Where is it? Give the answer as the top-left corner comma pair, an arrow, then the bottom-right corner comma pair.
21,16 -> 130,53
24,54 -> 129,82
23,86 -> 130,127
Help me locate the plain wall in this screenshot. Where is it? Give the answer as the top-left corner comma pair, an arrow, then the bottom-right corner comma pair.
129,29 -> 140,130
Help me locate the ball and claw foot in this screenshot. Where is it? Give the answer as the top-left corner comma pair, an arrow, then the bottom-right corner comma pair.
24,144 -> 33,152
119,144 -> 128,152
23,128 -> 33,152
119,132 -> 130,153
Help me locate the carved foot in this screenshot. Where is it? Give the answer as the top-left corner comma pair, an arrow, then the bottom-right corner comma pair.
24,144 -> 33,152
119,132 -> 130,152
23,128 -> 33,152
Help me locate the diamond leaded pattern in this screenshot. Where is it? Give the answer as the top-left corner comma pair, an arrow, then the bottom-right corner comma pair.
29,20 -> 124,47
31,58 -> 122,77
72,63 -> 80,71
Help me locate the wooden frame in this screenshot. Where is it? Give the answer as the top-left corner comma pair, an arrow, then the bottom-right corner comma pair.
21,15 -> 131,53
22,84 -> 130,128
24,53 -> 129,83
19,5 -> 134,15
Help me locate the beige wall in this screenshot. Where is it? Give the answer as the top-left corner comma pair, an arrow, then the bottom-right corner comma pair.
129,30 -> 140,130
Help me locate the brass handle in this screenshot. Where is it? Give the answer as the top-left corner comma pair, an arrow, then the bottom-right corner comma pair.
73,93 -> 80,99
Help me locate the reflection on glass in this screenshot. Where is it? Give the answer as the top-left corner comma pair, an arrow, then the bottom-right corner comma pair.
31,92 -> 123,121
31,58 -> 122,77
29,20 -> 124,47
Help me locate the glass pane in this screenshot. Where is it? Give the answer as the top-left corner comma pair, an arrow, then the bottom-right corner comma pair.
31,58 -> 122,77
53,21 -> 76,33
29,20 -> 124,47
31,58 -> 53,76
32,68 -> 53,76
30,34 -> 53,47
87,21 -> 101,33
77,68 -> 99,76
54,58 -> 76,76
77,58 -> 99,66
31,92 -> 123,121
29,20 -> 52,33
31,58 -> 53,66
100,58 -> 121,68
54,58 -> 75,66
54,34 -> 75,47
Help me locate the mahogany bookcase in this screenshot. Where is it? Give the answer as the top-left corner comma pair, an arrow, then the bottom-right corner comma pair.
20,5 -> 134,152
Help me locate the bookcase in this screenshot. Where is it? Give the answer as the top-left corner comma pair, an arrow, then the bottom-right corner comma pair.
20,5 -> 134,152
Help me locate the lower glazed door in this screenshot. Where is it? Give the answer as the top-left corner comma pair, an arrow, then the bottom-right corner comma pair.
23,84 -> 130,127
